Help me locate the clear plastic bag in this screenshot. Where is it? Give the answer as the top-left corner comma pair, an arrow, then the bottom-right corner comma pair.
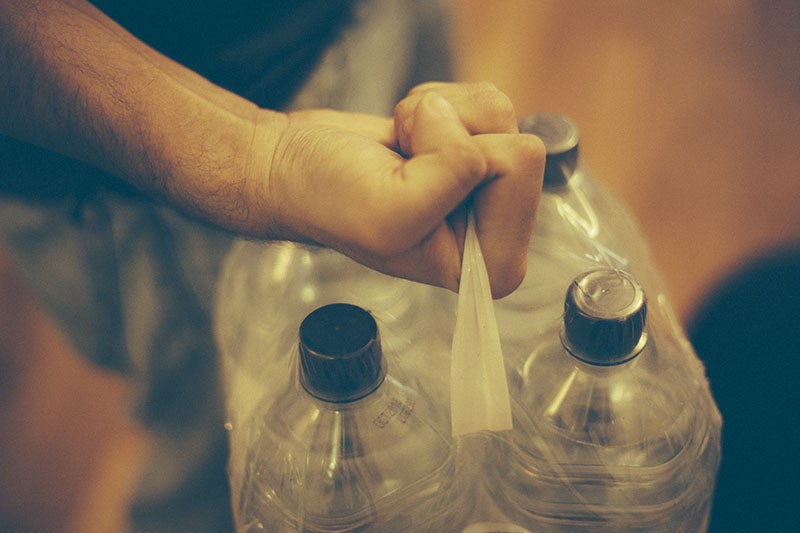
450,211 -> 513,436
214,114 -> 721,532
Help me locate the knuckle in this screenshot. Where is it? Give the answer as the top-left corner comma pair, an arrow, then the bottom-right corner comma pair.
464,82 -> 518,133
446,140 -> 487,181
515,133 -> 547,165
473,80 -> 501,93
393,97 -> 416,122
408,81 -> 443,96
485,91 -> 517,131
516,135 -> 547,188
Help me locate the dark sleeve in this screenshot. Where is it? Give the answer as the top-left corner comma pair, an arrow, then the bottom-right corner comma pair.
90,0 -> 358,109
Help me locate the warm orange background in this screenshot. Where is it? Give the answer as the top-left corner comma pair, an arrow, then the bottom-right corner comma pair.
1,2 -> 798,530
452,0 -> 800,321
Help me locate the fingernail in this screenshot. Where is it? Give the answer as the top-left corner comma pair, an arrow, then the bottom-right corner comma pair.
425,91 -> 459,120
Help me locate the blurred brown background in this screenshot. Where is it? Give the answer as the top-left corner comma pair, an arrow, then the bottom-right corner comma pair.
453,0 -> 800,321
1,1 -> 798,531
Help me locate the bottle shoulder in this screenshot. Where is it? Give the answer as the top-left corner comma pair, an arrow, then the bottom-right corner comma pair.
516,336 -> 713,465
242,372 -> 458,529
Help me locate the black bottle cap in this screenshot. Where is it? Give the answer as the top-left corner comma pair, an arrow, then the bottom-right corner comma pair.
298,303 -> 386,402
562,269 -> 648,365
518,113 -> 580,188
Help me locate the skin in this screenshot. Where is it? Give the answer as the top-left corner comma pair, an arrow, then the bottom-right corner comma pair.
0,0 -> 545,298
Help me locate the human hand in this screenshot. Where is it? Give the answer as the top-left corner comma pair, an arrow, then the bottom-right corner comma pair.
247,82 -> 545,298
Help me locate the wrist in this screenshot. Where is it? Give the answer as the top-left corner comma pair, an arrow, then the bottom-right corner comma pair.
233,108 -> 292,237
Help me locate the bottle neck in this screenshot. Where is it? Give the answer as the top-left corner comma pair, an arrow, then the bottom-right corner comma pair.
559,326 -> 648,376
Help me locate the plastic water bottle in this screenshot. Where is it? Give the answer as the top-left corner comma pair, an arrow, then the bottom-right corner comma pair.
496,114 -> 691,388
214,241 -> 457,519
239,303 -> 469,532
516,113 -> 648,268
494,114 -> 627,373
488,269 -> 721,531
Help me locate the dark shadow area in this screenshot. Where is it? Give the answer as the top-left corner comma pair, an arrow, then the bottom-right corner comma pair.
689,245 -> 800,532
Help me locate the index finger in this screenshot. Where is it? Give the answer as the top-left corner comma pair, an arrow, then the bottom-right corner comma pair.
395,81 -> 519,156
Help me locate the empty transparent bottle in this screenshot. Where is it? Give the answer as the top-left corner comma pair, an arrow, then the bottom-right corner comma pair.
496,114 -> 674,368
239,303 -> 469,532
489,269 -> 721,531
214,241 -> 456,514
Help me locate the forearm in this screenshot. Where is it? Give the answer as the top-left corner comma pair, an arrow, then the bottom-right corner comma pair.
0,0 -> 286,230
1,3 -> 545,297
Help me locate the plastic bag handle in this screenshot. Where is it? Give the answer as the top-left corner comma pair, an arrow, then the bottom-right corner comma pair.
450,211 -> 513,436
